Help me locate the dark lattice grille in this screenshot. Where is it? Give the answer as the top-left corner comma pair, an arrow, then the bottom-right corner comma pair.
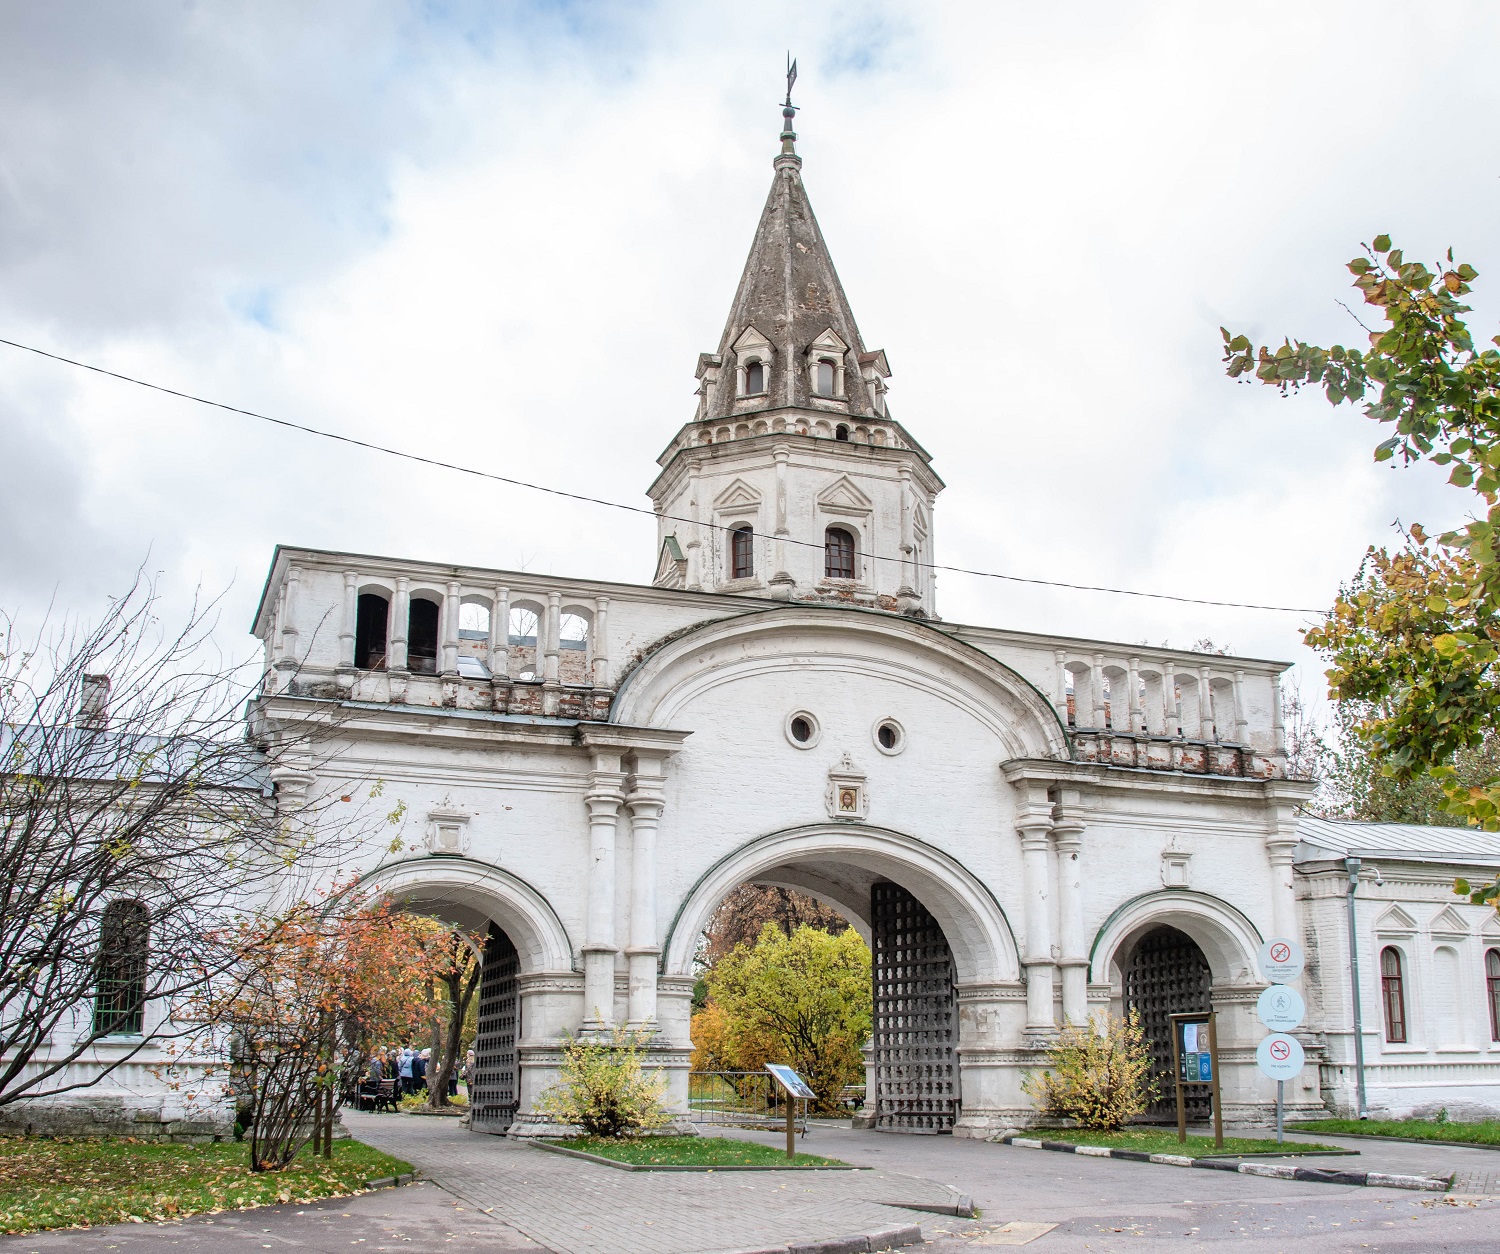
871,882 -> 958,1132
471,924 -> 520,1134
1124,925 -> 1212,1122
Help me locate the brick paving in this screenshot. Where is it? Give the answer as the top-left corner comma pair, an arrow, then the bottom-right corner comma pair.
1450,1169 -> 1500,1197
346,1112 -> 958,1254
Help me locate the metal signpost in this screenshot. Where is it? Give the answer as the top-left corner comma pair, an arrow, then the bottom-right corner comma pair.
1169,1011 -> 1223,1149
764,1063 -> 815,1160
1255,937 -> 1306,1143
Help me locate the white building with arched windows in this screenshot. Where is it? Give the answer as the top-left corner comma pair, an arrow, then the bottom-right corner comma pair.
9,99 -> 1500,1141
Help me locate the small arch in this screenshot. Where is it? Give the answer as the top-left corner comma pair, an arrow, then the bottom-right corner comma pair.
813,420 -> 833,438
716,426 -> 731,442
356,859 -> 574,974
95,900 -> 149,1036
731,525 -> 754,580
1090,889 -> 1263,987
459,597 -> 491,641
354,592 -> 390,670
835,423 -> 850,442
1210,677 -> 1236,743
559,610 -> 591,649
1381,945 -> 1408,1043
824,526 -> 856,581
744,361 -> 766,395
734,423 -> 750,439
407,595 -> 441,675
752,419 -> 769,435
816,359 -> 837,395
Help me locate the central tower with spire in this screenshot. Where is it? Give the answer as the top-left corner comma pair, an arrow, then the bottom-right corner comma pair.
648,84 -> 943,616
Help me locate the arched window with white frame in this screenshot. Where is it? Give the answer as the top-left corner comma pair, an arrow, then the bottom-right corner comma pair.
824,526 -> 856,581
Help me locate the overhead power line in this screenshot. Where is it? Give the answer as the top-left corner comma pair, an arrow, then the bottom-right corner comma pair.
0,336 -> 1322,614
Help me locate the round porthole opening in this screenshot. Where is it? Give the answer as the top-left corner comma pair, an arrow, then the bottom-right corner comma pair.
873,719 -> 905,755
786,711 -> 820,748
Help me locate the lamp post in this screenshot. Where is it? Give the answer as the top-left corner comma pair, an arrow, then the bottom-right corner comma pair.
1344,856 -> 1369,1119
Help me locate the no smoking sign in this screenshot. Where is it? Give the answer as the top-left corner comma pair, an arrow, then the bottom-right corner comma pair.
1256,1032 -> 1304,1080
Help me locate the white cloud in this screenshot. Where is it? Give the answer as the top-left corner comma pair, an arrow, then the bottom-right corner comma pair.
1,0 -> 1496,713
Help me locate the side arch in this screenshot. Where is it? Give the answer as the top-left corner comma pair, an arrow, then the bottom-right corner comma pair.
662,824 -> 1021,984
1089,889 -> 1264,987
356,858 -> 575,974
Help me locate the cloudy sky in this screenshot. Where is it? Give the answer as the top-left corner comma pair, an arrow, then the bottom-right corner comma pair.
2,1 -> 1497,710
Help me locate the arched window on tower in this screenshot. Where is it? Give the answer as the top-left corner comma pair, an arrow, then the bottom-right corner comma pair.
354,593 -> 389,670
731,525 -> 754,580
835,423 -> 850,441
816,359 -> 837,395
95,900 -> 148,1036
1381,946 -> 1407,1043
744,361 -> 766,395
824,526 -> 855,580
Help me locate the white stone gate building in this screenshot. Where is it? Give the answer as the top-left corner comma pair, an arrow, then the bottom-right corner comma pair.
15,100 -> 1500,1141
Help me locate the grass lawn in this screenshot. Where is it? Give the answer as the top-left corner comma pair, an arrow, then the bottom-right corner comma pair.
1025,1129 -> 1345,1157
550,1135 -> 845,1167
1290,1117 -> 1500,1145
0,1136 -> 411,1235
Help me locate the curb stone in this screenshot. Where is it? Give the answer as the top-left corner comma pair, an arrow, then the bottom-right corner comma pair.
529,1140 -> 867,1172
704,1225 -> 923,1254
997,1136 -> 1449,1192
363,1171 -> 417,1189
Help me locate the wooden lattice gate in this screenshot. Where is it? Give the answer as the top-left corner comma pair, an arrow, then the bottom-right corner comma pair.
1123,924 -> 1212,1122
470,924 -> 520,1134
871,881 -> 958,1132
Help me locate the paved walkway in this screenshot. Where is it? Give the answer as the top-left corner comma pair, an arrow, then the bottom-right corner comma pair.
347,1112 -> 958,1254
0,1181 -> 545,1252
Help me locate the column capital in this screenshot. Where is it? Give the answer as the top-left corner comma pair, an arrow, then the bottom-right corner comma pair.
586,772 -> 626,815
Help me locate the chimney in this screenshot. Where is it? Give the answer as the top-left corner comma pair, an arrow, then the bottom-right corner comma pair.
78,674 -> 111,729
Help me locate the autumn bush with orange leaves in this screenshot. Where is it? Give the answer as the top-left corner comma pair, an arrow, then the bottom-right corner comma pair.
198,893 -> 469,1172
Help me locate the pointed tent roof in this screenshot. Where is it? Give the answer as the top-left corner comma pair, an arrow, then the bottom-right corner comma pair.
699,112 -> 885,422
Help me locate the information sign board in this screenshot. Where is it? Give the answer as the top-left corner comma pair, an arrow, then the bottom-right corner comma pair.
1257,937 -> 1305,984
1256,984 -> 1306,1032
764,1063 -> 815,1100
1178,1020 -> 1213,1083
1256,1032 -> 1305,1081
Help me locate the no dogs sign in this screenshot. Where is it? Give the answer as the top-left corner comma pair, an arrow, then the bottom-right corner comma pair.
1257,937 -> 1304,984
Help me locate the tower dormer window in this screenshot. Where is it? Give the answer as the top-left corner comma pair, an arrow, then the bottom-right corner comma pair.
835,424 -> 850,441
731,525 -> 754,579
816,359 -> 837,395
824,526 -> 856,580
744,361 -> 766,395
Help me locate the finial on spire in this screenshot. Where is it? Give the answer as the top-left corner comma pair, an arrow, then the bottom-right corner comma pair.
779,53 -> 800,164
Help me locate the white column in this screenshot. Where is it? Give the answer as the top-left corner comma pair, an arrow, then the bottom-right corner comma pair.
1053,651 -> 1069,724
1198,665 -> 1214,739
442,581 -> 460,675
593,597 -> 611,687
339,571 -> 358,668
898,464 -> 916,596
490,585 -> 509,676
583,753 -> 625,1031
772,445 -> 791,587
1271,673 -> 1287,755
625,760 -> 666,1029
279,566 -> 301,664
1052,791 -> 1087,1025
684,465 -> 703,591
1233,668 -> 1249,744
1266,798 -> 1300,941
1018,795 -> 1056,1031
1163,661 -> 1179,734
1127,657 -> 1144,734
543,590 -> 562,684
389,577 -> 410,671
1092,653 -> 1107,728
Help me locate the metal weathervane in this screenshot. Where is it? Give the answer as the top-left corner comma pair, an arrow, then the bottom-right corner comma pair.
785,53 -> 798,108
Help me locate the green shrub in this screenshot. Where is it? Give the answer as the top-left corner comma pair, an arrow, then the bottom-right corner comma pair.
1022,1012 -> 1158,1132
535,1027 -> 671,1139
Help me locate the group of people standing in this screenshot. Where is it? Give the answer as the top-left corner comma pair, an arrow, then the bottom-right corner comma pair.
366,1044 -> 476,1099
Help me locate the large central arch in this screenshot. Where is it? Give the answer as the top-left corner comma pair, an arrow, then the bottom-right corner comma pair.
663,823 -> 1020,985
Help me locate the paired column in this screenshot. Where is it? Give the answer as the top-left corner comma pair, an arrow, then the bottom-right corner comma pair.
625,757 -> 667,1029
1016,789 -> 1056,1031
389,577 -> 410,672
441,581 -> 460,676
338,571 -> 358,669
593,597 -> 611,686
582,751 -> 626,1031
1051,789 -> 1088,1025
